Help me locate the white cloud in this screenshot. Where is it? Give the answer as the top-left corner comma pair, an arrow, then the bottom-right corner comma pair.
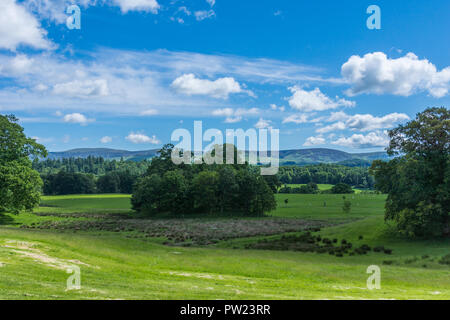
194,9 -> 215,21
63,113 -> 94,125
342,52 -> 450,98
212,107 -> 259,123
254,118 -> 272,129
172,74 -> 250,99
316,121 -> 346,134
206,0 -> 215,7
0,0 -> 52,50
0,54 -> 34,75
53,79 -> 109,98
317,112 -> 409,133
212,108 -> 234,117
0,48 -> 330,116
270,104 -> 285,111
140,109 -> 159,116
224,117 -> 242,123
331,131 -> 389,149
282,114 -> 308,124
303,136 -> 326,147
287,87 -> 355,112
113,0 -> 160,13
126,132 -> 160,144
100,136 -> 112,143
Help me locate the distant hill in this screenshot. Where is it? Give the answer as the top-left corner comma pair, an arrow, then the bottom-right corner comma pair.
47,147 -> 389,165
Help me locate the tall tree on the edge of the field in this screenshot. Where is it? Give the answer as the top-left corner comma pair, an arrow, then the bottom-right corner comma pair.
0,114 -> 47,213
370,107 -> 449,237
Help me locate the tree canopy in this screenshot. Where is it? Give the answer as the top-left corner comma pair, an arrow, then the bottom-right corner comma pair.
132,144 -> 276,216
370,107 -> 449,237
0,115 -> 47,213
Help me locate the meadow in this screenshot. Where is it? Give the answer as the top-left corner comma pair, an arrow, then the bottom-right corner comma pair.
0,193 -> 449,300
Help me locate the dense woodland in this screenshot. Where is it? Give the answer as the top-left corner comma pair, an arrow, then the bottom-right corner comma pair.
277,165 -> 374,188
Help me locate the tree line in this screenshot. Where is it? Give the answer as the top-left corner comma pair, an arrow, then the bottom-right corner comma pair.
278,164 -> 374,188
32,157 -> 149,176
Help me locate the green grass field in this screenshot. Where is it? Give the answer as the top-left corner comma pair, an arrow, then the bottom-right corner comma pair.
0,193 -> 449,300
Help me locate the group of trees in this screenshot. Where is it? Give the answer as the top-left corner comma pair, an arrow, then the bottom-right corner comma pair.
371,107 -> 449,237
278,164 -> 374,189
41,170 -> 138,195
279,182 -> 320,194
33,156 -> 145,195
131,144 -> 277,216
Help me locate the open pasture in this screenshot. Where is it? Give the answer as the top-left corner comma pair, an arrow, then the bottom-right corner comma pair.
0,193 -> 449,300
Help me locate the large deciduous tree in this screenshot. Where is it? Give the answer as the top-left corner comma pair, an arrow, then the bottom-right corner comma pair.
0,115 -> 47,213
370,107 -> 449,237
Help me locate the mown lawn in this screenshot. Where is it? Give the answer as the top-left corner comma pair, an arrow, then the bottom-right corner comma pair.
0,194 -> 448,300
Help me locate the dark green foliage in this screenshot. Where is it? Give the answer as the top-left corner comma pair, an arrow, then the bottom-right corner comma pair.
278,164 -> 374,188
370,107 -> 449,237
342,196 -> 352,213
438,254 -> 450,265
33,156 -> 149,176
42,171 -> 96,195
131,144 -> 277,216
0,114 -> 47,213
331,183 -> 354,194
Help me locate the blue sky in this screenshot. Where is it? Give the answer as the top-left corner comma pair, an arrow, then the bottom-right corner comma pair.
0,0 -> 449,152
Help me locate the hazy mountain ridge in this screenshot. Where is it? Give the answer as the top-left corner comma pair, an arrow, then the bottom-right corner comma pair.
47,147 -> 389,165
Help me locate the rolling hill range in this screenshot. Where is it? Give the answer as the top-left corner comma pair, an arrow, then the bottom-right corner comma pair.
47,147 -> 389,165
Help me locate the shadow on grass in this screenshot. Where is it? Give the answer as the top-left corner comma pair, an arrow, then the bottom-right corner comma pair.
0,213 -> 18,226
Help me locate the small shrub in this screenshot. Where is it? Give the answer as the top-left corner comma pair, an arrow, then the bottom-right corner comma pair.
438,254 -> 450,265
373,246 -> 385,252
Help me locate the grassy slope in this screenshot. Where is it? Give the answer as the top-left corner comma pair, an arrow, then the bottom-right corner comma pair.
0,194 -> 449,300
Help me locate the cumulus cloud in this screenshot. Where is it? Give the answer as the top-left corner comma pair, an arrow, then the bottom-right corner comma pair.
172,74 -> 251,99
0,0 -> 52,50
53,79 -> 109,98
63,113 -> 94,125
287,87 -> 355,112
126,132 -> 160,144
282,114 -> 308,124
0,54 -> 34,75
342,52 -> 450,98
254,118 -> 272,129
212,107 -> 259,123
100,136 -> 112,143
316,112 -> 409,133
303,136 -> 326,147
270,104 -> 285,112
331,131 -> 389,149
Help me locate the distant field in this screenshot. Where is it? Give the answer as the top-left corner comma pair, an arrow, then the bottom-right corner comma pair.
0,193 -> 449,300
284,184 -> 334,191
